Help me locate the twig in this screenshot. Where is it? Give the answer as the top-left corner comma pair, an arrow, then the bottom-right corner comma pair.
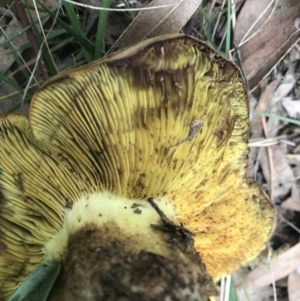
62,0 -> 175,11
14,0 -> 49,81
261,116 -> 274,202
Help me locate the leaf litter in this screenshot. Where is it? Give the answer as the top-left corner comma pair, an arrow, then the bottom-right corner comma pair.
239,36 -> 300,301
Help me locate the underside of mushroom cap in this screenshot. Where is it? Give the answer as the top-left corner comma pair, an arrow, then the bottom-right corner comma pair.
0,115 -> 88,299
0,34 -> 275,300
28,34 -> 274,279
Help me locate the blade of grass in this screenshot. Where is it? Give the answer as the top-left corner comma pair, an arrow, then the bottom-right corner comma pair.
197,5 -> 214,43
37,1 -> 95,56
63,1 -> 93,62
95,0 -> 111,59
197,5 -> 228,57
63,2 -> 82,32
0,3 -> 62,81
197,5 -> 209,23
0,91 -> 20,103
235,272 -> 252,301
0,0 -> 13,4
225,275 -> 232,301
8,261 -> 61,301
44,28 -> 68,40
255,111 -> 300,126
0,27 -> 32,81
0,8 -> 53,48
0,72 -> 28,95
229,277 -> 239,301
25,1 -> 57,77
15,0 -> 49,81
225,0 -> 231,57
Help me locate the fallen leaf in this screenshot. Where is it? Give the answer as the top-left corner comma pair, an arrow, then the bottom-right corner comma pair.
282,97 -> 300,119
242,242 -> 300,288
255,81 -> 277,112
236,284 -> 273,301
256,75 -> 295,114
280,181 -> 300,211
266,104 -> 282,138
235,0 -> 300,90
288,269 -> 300,301
259,144 -> 295,204
273,74 -> 296,103
233,269 -> 273,301
109,0 -> 203,52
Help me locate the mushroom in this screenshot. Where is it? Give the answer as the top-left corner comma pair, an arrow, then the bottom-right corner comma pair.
0,34 -> 274,301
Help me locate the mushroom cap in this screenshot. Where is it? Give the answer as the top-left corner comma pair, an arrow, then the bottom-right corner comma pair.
0,34 -> 274,298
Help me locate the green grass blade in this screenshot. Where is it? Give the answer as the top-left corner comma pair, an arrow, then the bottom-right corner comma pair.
197,5 -> 214,43
7,261 -> 61,301
0,0 -> 13,4
37,1 -> 95,56
197,5 -> 209,23
225,0 -> 231,57
0,72 -> 27,95
235,272 -> 251,301
63,2 -> 83,34
25,0 -> 58,77
95,0 -> 111,59
255,111 -> 300,126
0,7 -> 56,48
63,2 -> 93,62
229,278 -> 239,301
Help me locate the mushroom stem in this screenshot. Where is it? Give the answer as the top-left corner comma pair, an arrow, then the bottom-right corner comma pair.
46,192 -> 216,300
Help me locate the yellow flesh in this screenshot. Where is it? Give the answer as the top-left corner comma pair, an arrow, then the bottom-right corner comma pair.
0,35 -> 274,299
44,192 -> 178,262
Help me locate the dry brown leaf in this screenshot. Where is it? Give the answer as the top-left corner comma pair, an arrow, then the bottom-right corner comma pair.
109,0 -> 203,52
256,75 -> 295,114
255,81 -> 277,112
266,107 -> 281,138
288,269 -> 300,301
242,242 -> 300,288
235,0 -> 300,90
